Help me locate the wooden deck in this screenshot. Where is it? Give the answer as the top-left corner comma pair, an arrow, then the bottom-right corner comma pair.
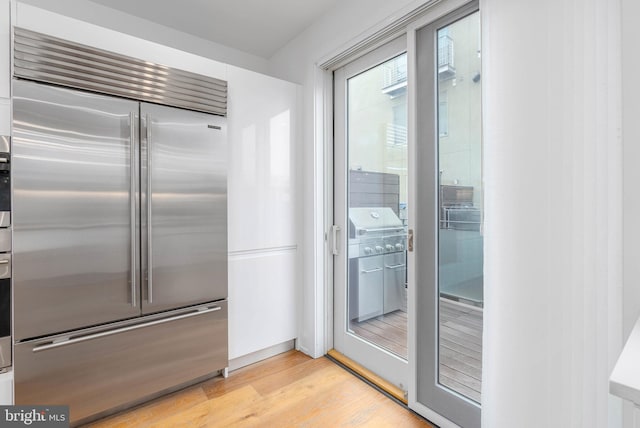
350,310 -> 408,357
438,299 -> 482,402
349,298 -> 483,403
86,350 -> 432,427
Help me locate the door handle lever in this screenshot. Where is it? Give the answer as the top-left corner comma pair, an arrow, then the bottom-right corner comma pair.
331,225 -> 341,256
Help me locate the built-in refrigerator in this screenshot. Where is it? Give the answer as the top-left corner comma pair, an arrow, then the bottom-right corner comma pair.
11,37 -> 229,423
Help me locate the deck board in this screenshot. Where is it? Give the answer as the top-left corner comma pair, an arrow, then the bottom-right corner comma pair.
349,297 -> 483,403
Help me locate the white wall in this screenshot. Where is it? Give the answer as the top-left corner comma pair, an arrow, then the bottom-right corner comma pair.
268,0 -> 421,358
480,0 -> 622,426
622,0 -> 640,425
622,0 -> 640,345
15,0 -> 269,75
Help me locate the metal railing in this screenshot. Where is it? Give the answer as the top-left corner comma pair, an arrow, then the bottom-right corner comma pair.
438,35 -> 455,70
382,55 -> 407,89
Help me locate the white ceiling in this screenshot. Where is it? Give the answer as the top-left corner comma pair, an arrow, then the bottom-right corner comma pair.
87,0 -> 341,58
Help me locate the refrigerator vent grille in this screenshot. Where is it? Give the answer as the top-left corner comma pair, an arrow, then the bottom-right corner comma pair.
13,28 -> 228,116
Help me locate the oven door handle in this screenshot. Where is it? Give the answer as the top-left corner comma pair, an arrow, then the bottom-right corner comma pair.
361,267 -> 383,274
385,263 -> 406,269
357,227 -> 404,234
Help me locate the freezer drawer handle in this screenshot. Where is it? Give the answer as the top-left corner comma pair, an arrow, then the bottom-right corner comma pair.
385,263 -> 406,270
31,306 -> 222,353
361,267 -> 383,274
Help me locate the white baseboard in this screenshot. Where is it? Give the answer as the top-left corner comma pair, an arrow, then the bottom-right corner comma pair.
229,340 -> 296,372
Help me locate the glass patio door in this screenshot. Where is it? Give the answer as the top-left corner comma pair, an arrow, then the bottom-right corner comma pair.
333,36 -> 409,391
412,2 -> 482,427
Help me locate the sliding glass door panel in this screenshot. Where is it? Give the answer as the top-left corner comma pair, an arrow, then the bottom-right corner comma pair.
414,2 -> 482,427
333,36 -> 409,390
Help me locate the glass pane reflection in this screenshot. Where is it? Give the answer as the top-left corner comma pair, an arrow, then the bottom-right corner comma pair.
437,11 -> 483,403
346,53 -> 408,360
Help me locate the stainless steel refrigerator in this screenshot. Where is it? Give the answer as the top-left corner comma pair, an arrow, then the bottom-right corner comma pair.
11,77 -> 228,424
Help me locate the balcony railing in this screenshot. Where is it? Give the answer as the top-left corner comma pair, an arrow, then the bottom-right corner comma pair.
381,55 -> 407,97
438,35 -> 456,79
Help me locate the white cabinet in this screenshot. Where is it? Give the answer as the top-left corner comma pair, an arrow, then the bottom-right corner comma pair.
0,0 -> 10,135
226,66 -> 300,363
0,0 -> 8,99
228,251 -> 297,359
226,66 -> 300,252
0,370 -> 13,405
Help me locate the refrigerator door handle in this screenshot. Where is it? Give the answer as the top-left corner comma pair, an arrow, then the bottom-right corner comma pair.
146,114 -> 153,304
129,111 -> 137,308
31,306 -> 223,353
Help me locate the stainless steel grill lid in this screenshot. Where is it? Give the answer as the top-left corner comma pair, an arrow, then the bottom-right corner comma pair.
13,27 -> 228,116
349,207 -> 403,235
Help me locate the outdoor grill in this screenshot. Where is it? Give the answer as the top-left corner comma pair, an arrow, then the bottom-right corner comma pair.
348,207 -> 407,322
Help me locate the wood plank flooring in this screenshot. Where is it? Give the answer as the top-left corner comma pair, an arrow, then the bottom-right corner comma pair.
349,298 -> 483,403
439,299 -> 483,403
85,350 -> 432,428
349,310 -> 407,357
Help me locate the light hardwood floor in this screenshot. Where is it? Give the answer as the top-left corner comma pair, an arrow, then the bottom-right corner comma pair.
85,350 -> 432,428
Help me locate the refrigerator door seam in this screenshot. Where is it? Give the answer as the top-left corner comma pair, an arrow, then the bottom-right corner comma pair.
146,113 -> 153,304
129,111 -> 137,308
